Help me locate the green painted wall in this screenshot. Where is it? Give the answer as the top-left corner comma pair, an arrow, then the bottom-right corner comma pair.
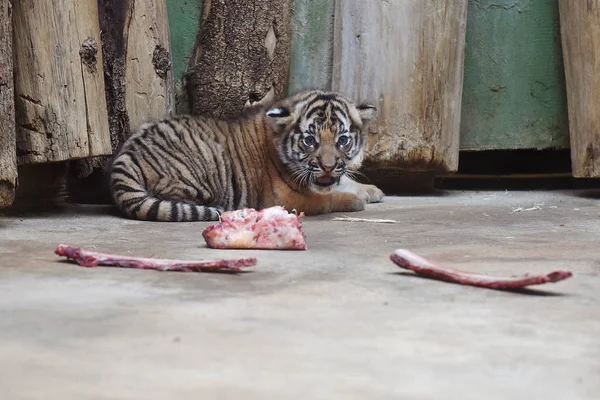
287,0 -> 335,94
166,0 -> 202,113
166,0 -> 201,82
459,0 -> 569,150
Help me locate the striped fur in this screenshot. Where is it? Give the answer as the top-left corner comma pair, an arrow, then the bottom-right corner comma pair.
109,90 -> 384,222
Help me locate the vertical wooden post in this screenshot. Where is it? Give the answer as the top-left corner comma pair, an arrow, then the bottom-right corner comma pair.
97,0 -> 174,148
124,0 -> 174,131
12,0 -> 111,165
70,0 -> 175,201
559,1 -> 600,177
332,0 -> 468,173
186,0 -> 292,119
0,0 -> 16,208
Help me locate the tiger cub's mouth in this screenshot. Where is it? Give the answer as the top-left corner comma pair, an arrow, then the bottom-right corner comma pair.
314,175 -> 338,188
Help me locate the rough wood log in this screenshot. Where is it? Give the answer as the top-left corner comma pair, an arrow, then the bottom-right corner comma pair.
70,0 -> 174,202
12,0 -> 111,165
559,1 -> 600,177
186,0 -> 292,119
79,0 -> 174,158
123,0 -> 174,131
332,0 -> 468,173
0,0 -> 16,208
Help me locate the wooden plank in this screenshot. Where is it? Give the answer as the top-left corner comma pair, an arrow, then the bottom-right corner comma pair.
12,0 -> 111,165
186,0 -> 292,119
460,0 -> 569,151
69,0 -> 175,202
559,1 -> 600,177
332,0 -> 468,173
287,0 -> 335,93
98,0 -> 174,144
0,0 -> 16,208
124,0 -> 174,130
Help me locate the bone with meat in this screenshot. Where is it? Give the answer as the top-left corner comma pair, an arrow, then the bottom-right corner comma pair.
390,249 -> 572,289
55,244 -> 256,273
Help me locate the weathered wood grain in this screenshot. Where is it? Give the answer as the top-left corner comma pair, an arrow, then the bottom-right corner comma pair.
94,0 -> 174,152
70,0 -> 175,201
559,0 -> 600,177
186,0 -> 292,119
0,0 -> 16,207
12,0 -> 111,165
332,0 -> 468,172
124,0 -> 174,131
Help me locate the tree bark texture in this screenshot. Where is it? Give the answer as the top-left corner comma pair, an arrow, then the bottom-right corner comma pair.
95,0 -> 174,153
332,0 -> 468,173
121,0 -> 174,132
12,0 -> 112,165
187,0 -> 292,119
0,0 -> 16,208
70,0 -> 174,196
559,0 -> 600,177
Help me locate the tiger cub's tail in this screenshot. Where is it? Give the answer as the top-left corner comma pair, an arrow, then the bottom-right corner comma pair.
109,155 -> 222,222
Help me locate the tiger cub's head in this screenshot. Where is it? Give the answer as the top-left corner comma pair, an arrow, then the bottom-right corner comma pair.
265,90 -> 377,193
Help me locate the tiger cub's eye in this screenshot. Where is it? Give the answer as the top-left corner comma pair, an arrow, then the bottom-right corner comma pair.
303,136 -> 317,147
337,136 -> 350,146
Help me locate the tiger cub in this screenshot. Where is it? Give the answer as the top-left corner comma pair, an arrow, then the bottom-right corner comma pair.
109,90 -> 384,222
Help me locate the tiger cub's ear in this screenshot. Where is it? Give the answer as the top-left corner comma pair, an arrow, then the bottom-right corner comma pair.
356,104 -> 377,123
266,106 -> 294,132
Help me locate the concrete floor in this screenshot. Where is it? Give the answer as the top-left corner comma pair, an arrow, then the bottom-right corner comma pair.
0,190 -> 599,400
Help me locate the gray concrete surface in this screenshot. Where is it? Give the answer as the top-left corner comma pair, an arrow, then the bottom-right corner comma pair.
0,190 -> 599,400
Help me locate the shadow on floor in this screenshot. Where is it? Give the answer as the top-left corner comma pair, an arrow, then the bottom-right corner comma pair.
389,272 -> 570,297
0,204 -> 121,220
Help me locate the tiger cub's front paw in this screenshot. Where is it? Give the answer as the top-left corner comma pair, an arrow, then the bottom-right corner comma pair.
357,184 -> 384,204
331,193 -> 366,213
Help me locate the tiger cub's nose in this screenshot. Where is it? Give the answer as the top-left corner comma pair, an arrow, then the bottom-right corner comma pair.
318,158 -> 337,173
